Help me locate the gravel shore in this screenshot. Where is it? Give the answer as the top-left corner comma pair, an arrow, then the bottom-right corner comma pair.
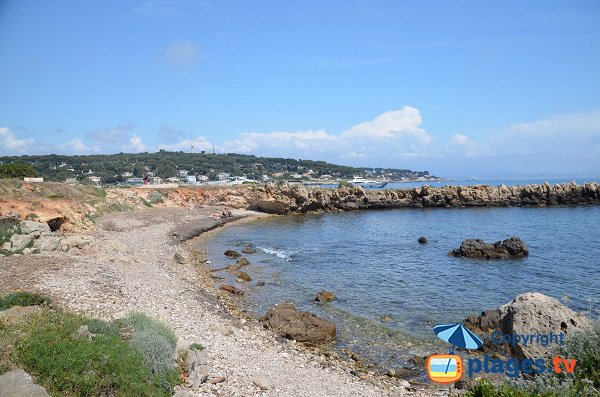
0,206 -> 450,397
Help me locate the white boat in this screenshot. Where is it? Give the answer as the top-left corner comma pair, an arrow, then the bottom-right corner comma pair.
349,176 -> 388,188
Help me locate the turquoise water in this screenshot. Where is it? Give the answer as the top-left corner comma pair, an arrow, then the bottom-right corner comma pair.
201,205 -> 600,373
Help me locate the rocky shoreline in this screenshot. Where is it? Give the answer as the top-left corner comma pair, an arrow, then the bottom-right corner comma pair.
245,182 -> 600,214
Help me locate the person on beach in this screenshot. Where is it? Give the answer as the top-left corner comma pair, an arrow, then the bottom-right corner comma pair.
221,208 -> 233,218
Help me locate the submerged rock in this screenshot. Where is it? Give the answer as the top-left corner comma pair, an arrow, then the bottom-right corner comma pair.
449,237 -> 528,259
219,284 -> 244,295
262,303 -> 336,344
314,291 -> 335,303
418,236 -> 427,244
242,247 -> 256,254
224,250 -> 241,258
236,257 -> 250,267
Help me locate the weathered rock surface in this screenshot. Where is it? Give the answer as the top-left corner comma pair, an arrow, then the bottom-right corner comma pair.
246,182 -> 600,214
174,249 -> 191,264
19,220 -> 51,234
241,247 -> 256,254
449,237 -> 528,259
465,292 -> 593,360
185,347 -> 210,387
314,291 -> 335,303
262,303 -> 336,344
236,257 -> 250,267
10,234 -> 33,252
0,369 -> 50,397
59,235 -> 95,251
219,284 -> 244,295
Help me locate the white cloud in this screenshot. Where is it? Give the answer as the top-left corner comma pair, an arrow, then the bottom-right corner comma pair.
158,137 -> 213,152
88,123 -> 136,143
60,138 -> 94,153
342,106 -> 432,143
445,134 -> 491,157
122,134 -> 147,152
221,129 -> 336,154
0,127 -> 36,153
163,41 -> 200,68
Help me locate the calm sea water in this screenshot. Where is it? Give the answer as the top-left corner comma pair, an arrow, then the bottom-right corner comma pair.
201,197 -> 600,373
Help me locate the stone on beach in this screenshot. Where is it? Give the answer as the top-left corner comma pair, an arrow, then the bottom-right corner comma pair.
449,236 -> 528,259
262,303 -> 336,344
0,369 -> 50,397
219,284 -> 244,295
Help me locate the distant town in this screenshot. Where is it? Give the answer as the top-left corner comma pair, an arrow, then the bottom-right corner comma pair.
0,151 -> 441,186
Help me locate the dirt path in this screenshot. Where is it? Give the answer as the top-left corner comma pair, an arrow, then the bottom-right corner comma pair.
1,207 -> 449,397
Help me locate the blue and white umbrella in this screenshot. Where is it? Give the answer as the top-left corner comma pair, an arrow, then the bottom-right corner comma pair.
433,323 -> 483,350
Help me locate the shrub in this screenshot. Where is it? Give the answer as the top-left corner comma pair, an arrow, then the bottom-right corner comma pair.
25,213 -> 39,220
148,191 -> 165,204
559,322 -> 600,388
0,163 -> 36,179
338,180 -> 353,188
122,312 -> 177,375
141,198 -> 153,207
0,292 -> 50,310
189,342 -> 205,351
15,311 -> 177,397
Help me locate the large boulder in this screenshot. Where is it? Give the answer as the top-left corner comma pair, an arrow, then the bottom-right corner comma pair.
466,292 -> 593,361
262,303 -> 336,344
59,235 -> 95,251
449,237 -> 528,259
0,369 -> 50,397
33,235 -> 61,252
10,234 -> 33,252
19,220 -> 50,234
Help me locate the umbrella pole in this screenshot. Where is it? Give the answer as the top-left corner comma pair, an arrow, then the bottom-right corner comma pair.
444,358 -> 452,374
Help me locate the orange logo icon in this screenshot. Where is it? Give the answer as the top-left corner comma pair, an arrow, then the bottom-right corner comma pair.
426,354 -> 462,384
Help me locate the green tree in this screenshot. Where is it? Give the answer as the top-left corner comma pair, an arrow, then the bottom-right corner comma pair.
0,163 -> 37,178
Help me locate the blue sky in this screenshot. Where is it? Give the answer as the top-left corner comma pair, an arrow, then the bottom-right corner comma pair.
1,0 -> 599,177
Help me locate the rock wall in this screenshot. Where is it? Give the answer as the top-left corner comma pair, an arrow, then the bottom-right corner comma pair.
245,182 -> 600,214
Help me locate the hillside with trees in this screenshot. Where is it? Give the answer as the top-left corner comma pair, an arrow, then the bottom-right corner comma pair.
0,151 -> 435,184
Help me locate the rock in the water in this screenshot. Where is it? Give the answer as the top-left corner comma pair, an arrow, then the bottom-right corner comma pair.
242,247 -> 257,254
449,237 -> 528,259
224,250 -> 241,258
262,303 -> 336,343
256,281 -> 265,286
236,257 -> 250,267
220,284 -> 244,295
314,291 -> 335,303
418,236 -> 427,244
236,271 -> 251,282
0,369 -> 50,397
19,220 -> 50,235
381,315 -> 393,322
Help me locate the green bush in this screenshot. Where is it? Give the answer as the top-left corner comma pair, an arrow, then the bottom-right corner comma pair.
338,180 -> 353,188
0,292 -> 50,310
0,163 -> 36,179
465,378 -> 598,397
148,191 -> 165,204
141,198 -> 153,207
14,311 -> 178,396
559,322 -> 600,388
189,342 -> 205,351
122,313 -> 177,375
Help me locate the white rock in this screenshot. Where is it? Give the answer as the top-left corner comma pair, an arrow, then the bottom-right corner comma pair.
10,234 -> 33,251
0,369 -> 50,397
19,220 -> 50,234
252,375 -> 274,390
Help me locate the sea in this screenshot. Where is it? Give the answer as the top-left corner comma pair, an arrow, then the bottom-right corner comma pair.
200,178 -> 600,374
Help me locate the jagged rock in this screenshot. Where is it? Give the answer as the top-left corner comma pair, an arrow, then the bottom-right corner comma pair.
0,305 -> 44,326
262,303 -> 336,344
185,347 -> 209,387
224,250 -> 241,258
449,237 -> 528,259
19,220 -> 50,234
10,234 -> 33,252
33,236 -> 61,252
0,369 -> 50,397
314,291 -> 335,303
418,236 -> 427,244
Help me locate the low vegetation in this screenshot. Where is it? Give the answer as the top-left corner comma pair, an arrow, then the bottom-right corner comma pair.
0,292 -> 180,396
463,323 -> 600,397
0,291 -> 50,310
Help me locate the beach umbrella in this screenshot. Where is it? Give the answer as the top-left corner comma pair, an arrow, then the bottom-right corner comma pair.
433,323 -> 483,350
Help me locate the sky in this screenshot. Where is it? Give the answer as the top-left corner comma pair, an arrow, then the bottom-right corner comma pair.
0,0 -> 599,178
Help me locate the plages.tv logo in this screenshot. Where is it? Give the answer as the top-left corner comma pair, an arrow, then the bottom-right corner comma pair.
426,323 -> 576,383
426,323 -> 482,383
